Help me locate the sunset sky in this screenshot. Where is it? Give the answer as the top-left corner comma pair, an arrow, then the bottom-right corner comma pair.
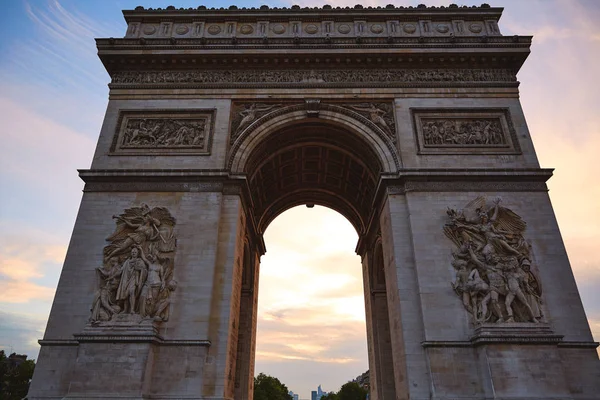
0,0 -> 599,398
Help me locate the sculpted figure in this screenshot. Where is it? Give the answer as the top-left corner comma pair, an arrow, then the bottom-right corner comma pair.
468,245 -> 506,322
501,256 -> 538,323
89,204 -> 178,324
115,247 -> 147,314
90,257 -> 122,322
237,103 -> 279,132
444,196 -> 543,323
104,204 -> 164,260
139,249 -> 165,318
451,257 -> 473,314
349,103 -> 393,136
154,280 -> 178,322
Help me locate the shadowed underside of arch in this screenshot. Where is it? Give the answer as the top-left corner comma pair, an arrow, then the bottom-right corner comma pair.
243,122 -> 383,235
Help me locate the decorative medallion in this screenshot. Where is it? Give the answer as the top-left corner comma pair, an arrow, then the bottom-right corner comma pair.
370,24 -> 384,34
143,25 -> 157,35
175,25 -> 189,35
445,197 -> 543,324
305,24 -> 318,34
412,108 -> 520,155
110,110 -> 215,155
436,24 -> 450,33
89,204 -> 178,324
272,24 -> 286,34
469,23 -> 483,33
403,23 -> 417,34
207,24 -> 221,35
338,24 -> 351,34
240,24 -> 254,35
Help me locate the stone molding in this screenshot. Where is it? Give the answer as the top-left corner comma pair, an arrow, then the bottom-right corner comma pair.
422,324 -> 564,347
412,108 -> 521,155
79,168 -> 552,193
40,337 -> 211,346
109,109 -> 215,155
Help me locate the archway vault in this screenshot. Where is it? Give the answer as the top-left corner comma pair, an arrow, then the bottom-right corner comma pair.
229,105 -> 401,236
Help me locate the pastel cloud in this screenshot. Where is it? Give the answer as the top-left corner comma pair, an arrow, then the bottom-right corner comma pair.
0,223 -> 65,303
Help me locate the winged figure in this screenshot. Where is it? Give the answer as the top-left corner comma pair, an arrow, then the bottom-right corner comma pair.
444,196 -> 543,324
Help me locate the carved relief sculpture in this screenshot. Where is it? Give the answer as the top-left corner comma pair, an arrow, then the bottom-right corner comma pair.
230,103 -> 283,142
112,68 -> 516,86
89,204 -> 177,324
413,109 -> 520,154
111,110 -> 215,154
422,119 -> 505,146
344,102 -> 396,140
444,196 -> 543,324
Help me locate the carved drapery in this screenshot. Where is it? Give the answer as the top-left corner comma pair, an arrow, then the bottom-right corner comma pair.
444,196 -> 543,324
89,204 -> 178,325
110,110 -> 215,155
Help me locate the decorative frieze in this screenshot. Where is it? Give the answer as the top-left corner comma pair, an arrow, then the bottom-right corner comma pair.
111,68 -> 517,88
412,108 -> 520,154
445,196 -> 544,324
89,204 -> 178,325
110,110 -> 215,155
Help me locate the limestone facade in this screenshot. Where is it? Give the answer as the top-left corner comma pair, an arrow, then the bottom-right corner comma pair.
28,4 -> 599,400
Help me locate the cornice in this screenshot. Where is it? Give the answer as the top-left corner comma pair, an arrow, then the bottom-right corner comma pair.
123,4 -> 503,22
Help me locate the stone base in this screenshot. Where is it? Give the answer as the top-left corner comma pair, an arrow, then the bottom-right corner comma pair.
470,322 -> 563,345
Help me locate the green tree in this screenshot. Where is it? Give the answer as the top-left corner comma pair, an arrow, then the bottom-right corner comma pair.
0,350 -> 36,400
337,381 -> 367,400
321,393 -> 340,400
253,372 -> 292,400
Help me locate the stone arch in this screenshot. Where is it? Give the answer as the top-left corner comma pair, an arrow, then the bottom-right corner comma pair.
229,103 -> 401,174
228,104 -> 401,235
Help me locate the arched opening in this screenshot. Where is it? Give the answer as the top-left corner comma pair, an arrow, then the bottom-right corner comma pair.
255,206 -> 367,397
243,120 -> 384,235
230,117 -> 398,399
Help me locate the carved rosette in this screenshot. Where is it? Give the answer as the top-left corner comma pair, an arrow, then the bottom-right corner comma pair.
89,204 -> 178,325
444,196 -> 543,324
110,110 -> 215,155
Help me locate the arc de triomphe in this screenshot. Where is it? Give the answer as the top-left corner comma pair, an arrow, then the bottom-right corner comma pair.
29,4 -> 599,400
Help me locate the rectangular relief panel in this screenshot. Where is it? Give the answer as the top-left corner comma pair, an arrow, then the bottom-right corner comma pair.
412,108 -> 521,155
110,109 -> 215,155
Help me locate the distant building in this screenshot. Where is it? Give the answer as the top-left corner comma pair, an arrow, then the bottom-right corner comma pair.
289,390 -> 299,400
315,384 -> 328,400
311,390 -> 317,400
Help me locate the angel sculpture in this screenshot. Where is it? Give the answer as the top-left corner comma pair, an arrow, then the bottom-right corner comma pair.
104,203 -> 176,261
349,103 -> 393,136
444,196 -> 543,323
237,103 -> 280,133
445,196 -> 525,260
